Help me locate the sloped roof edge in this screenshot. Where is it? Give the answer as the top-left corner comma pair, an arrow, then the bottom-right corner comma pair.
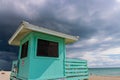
8,21 -> 79,46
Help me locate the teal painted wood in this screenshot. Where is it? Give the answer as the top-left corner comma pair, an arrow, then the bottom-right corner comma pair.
28,32 -> 65,80
10,32 -> 66,80
66,58 -> 87,62
17,33 -> 32,80
10,32 -> 89,80
65,58 -> 89,80
10,60 -> 18,80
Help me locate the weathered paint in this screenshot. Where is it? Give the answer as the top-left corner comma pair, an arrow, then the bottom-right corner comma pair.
65,58 -> 89,80
17,33 -> 32,79
17,32 -> 66,80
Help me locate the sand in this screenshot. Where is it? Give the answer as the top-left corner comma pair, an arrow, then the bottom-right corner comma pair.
89,75 -> 120,80
0,71 -> 11,80
1,71 -> 120,80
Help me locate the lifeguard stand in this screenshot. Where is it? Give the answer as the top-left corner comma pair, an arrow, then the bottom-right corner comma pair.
9,21 -> 88,80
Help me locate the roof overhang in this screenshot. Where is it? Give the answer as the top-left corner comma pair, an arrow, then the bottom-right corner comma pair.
8,21 -> 79,46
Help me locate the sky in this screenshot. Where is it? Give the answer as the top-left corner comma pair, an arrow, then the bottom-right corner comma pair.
0,0 -> 120,70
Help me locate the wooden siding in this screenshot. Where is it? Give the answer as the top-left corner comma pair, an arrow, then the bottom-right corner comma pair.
65,58 -> 89,80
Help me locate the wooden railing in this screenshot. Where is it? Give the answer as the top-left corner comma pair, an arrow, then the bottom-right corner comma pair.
65,58 -> 89,80
10,60 -> 18,80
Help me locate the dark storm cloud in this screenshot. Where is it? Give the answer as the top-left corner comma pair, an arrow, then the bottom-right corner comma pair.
0,51 -> 17,70
1,0 -> 120,69
0,0 -> 114,38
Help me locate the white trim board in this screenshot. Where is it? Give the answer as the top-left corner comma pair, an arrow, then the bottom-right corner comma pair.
8,21 -> 79,46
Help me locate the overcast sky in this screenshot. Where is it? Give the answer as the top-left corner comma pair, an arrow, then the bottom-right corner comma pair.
1,0 -> 120,70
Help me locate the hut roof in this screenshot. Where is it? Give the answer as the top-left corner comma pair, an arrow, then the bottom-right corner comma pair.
8,21 -> 79,46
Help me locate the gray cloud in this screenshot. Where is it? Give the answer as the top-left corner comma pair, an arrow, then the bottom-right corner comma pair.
1,0 -> 120,69
0,51 -> 17,70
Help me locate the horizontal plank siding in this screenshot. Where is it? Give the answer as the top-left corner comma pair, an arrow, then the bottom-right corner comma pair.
65,59 -> 89,80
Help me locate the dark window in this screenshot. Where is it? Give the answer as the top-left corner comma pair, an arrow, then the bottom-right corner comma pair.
21,41 -> 29,58
37,39 -> 59,57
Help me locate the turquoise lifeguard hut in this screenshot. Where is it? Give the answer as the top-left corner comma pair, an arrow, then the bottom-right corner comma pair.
9,21 -> 88,80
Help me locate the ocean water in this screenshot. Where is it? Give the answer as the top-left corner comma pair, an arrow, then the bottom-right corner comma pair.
89,68 -> 120,76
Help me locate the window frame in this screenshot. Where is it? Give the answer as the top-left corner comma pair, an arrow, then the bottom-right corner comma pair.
20,41 -> 29,59
36,39 -> 59,58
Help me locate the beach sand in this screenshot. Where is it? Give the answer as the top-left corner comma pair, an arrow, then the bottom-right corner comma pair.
1,71 -> 120,80
89,75 -> 120,80
0,71 -> 11,80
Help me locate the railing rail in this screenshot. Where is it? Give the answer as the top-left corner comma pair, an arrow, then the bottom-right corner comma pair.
10,60 -> 18,80
65,58 -> 89,80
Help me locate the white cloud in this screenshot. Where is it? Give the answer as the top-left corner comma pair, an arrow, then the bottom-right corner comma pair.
101,47 -> 120,55
81,52 -> 97,62
67,44 -> 120,67
87,38 -> 98,44
81,52 -> 120,67
67,37 -> 99,49
67,53 -> 79,58
66,32 -> 120,67
116,0 -> 120,3
103,37 -> 113,41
